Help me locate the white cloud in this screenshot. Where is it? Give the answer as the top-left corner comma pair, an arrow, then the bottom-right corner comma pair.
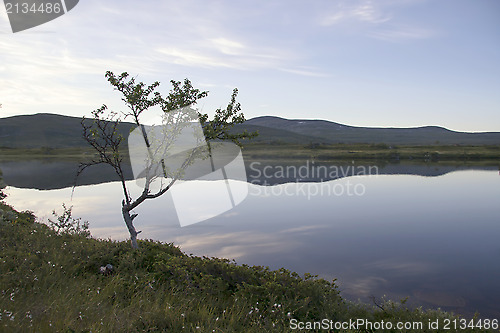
156,47 -> 236,69
320,0 -> 391,26
210,37 -> 245,55
0,5 -> 10,29
351,2 -> 392,24
156,39 -> 290,71
319,0 -> 437,43
279,67 -> 330,78
369,26 -> 435,41
1,0 -> 335,119
0,35 -> 149,117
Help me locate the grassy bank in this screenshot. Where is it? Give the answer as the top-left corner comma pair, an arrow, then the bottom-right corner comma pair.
242,143 -> 500,164
0,199 -> 495,332
0,147 -> 97,161
2,144 -> 500,164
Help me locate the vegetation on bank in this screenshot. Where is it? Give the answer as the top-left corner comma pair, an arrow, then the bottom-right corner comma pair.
242,143 -> 500,163
0,147 -> 97,160
2,143 -> 500,164
0,179 -> 495,332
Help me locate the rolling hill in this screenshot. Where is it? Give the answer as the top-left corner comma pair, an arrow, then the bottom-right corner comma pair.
240,116 -> 500,145
0,113 -> 135,148
1,113 -> 499,148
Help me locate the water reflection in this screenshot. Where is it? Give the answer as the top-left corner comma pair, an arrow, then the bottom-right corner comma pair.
1,157 -> 497,189
0,159 -> 132,189
3,170 -> 500,318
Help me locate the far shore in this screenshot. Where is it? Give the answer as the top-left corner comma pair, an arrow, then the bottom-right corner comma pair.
1,143 -> 499,166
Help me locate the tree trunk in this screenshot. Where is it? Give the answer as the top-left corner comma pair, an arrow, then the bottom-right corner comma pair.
122,201 -> 140,249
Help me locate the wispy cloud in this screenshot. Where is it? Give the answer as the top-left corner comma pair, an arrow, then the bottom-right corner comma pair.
156,37 -> 289,71
0,5 -> 10,28
6,0 -> 489,131
320,0 -> 391,26
0,0 -> 329,119
278,67 -> 330,78
319,0 -> 435,42
369,26 -> 436,41
210,37 -> 245,56
156,47 -> 235,69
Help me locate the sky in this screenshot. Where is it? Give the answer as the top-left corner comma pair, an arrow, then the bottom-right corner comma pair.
0,0 -> 499,132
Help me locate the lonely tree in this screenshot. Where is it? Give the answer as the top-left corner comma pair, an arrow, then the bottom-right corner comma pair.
80,71 -> 256,248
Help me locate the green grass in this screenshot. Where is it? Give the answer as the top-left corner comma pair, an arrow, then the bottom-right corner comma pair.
3,143 -> 500,164
242,143 -> 500,164
0,147 -> 97,161
0,195 -> 495,332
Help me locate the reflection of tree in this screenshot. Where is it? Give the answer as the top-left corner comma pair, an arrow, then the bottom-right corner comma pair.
0,168 -> 6,201
79,71 -> 257,248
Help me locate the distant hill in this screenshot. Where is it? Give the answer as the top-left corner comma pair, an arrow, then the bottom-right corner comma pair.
239,116 -> 500,145
0,113 -> 135,148
1,113 -> 499,148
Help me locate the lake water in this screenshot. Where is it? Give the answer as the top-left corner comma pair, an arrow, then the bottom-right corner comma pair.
2,161 -> 500,318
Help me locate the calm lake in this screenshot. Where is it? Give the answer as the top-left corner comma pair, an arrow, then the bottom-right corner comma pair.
2,159 -> 500,318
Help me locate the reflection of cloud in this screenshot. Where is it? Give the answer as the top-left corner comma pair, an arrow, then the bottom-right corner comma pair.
364,259 -> 433,275
222,212 -> 239,218
413,289 -> 466,307
341,276 -> 388,297
91,227 -> 129,241
280,225 -> 329,234
171,231 -> 295,261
